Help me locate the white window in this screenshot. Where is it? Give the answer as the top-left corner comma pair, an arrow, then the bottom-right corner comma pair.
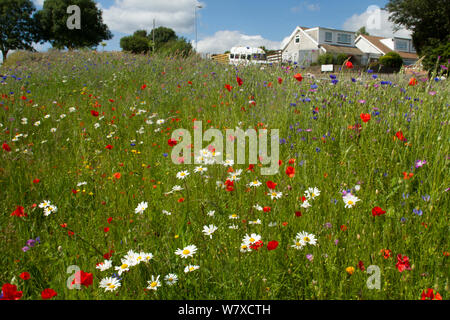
295,35 -> 300,43
325,32 -> 332,42
337,33 -> 351,44
396,40 -> 408,51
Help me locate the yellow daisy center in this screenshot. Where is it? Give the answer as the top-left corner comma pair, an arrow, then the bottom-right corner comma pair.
189,267 -> 195,271
348,201 -> 354,205
304,237 -> 310,242
150,282 -> 158,288
249,237 -> 255,242
108,283 -> 115,289
121,264 -> 128,269
182,249 -> 190,255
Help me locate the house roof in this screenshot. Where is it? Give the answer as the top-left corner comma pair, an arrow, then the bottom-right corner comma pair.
358,35 -> 419,60
320,44 -> 363,56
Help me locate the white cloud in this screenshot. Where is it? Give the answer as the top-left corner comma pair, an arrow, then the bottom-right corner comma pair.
342,5 -> 412,38
102,0 -> 205,35
194,30 -> 281,54
32,0 -> 44,6
291,2 -> 320,13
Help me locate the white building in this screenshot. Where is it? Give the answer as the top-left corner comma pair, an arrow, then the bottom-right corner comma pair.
281,26 -> 363,65
355,35 -> 419,65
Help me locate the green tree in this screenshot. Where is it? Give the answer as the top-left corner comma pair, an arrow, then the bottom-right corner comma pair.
318,53 -> 333,65
379,51 -> 403,70
0,0 -> 41,62
356,26 -> 369,36
148,27 -> 177,50
158,38 -> 193,57
35,0 -> 112,50
120,35 -> 151,54
385,0 -> 450,55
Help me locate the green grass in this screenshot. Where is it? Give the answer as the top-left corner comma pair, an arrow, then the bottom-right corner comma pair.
0,50 -> 448,300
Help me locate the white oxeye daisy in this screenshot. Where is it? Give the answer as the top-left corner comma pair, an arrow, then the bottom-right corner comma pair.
96,260 -> 112,271
141,252 -> 153,263
147,275 -> 161,291
162,210 -> 172,216
194,166 -> 207,174
202,225 -> 218,238
184,265 -> 200,273
229,213 -> 239,219
172,185 -> 183,192
135,201 -> 148,214
114,261 -> 130,275
291,239 -> 304,250
343,194 -> 360,208
50,128 -> 57,133
228,224 -> 238,229
69,107 -> 76,113
301,200 -> 311,209
164,274 -> 178,285
240,243 -> 251,252
248,219 -> 261,225
175,245 -> 197,258
248,180 -> 262,187
305,187 -> 320,200
269,191 -> 283,200
156,119 -> 165,125
253,204 -> 263,211
296,231 -> 317,246
243,233 -> 261,245
176,171 -> 190,179
39,200 -> 51,208
223,159 -> 234,167
99,277 -> 121,292
207,210 -> 215,217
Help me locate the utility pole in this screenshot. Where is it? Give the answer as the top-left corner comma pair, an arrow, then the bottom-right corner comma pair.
194,4 -> 202,53
152,19 -> 156,53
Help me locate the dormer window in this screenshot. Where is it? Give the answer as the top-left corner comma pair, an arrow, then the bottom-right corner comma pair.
396,40 -> 408,51
295,35 -> 300,43
337,33 -> 351,44
325,32 -> 332,42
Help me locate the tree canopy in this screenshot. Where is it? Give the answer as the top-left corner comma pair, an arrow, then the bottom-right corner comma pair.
0,0 -> 40,61
356,26 -> 369,37
385,0 -> 450,55
35,0 -> 112,50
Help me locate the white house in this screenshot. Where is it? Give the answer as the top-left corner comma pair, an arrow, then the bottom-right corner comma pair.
281,26 -> 364,65
355,35 -> 418,65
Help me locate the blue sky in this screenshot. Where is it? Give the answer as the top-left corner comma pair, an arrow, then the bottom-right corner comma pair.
19,0 -> 411,57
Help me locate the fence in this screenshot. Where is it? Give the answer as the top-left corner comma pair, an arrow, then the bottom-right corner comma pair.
211,53 -> 229,64
267,50 -> 282,64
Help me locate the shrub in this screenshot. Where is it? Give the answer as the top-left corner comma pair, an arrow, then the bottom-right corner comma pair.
334,53 -> 349,65
421,40 -> 450,75
379,51 -> 403,69
158,38 -> 193,58
120,36 -> 150,54
318,53 -> 333,65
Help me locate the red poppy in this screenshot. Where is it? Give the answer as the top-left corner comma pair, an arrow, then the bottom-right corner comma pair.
263,206 -> 271,212
250,240 -> 264,250
395,254 -> 411,272
381,249 -> 392,259
113,172 -> 121,179
340,225 -> 347,231
178,197 -> 185,202
288,158 -> 295,164
90,110 -> 99,117
421,288 -> 442,300
236,77 -> 243,86
104,227 -> 110,233
267,240 -> 279,251
168,139 -> 177,147
107,217 -> 113,224
104,250 -> 114,260
41,288 -> 57,300
372,206 -> 386,217
2,143 -> 11,152
105,144 -> 113,150
224,84 -> 233,92
11,206 -> 27,217
277,77 -> 283,84
286,166 -> 295,178
266,181 -> 277,190
408,77 -> 418,86
345,61 -> 353,69
295,211 -> 302,217
299,196 -> 306,202
294,73 -> 303,82
19,272 -> 30,280
141,84 -> 147,90
395,130 -> 406,141
358,260 -> 365,271
72,270 -> 93,288
247,164 -> 255,171
278,160 -> 283,166
225,179 -> 234,192
402,172 -> 414,180
360,113 -> 371,123
0,283 -> 22,300
33,179 -> 40,184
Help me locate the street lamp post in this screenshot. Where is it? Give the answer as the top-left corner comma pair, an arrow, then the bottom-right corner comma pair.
194,4 -> 202,53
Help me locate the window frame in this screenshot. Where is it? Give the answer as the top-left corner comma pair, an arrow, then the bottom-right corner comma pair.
325,32 -> 332,43
337,33 -> 352,44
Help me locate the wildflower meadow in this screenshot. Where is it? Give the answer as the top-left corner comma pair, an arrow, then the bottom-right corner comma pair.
0,50 -> 448,300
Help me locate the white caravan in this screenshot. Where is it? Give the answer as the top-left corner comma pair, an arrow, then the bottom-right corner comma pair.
229,46 -> 268,66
